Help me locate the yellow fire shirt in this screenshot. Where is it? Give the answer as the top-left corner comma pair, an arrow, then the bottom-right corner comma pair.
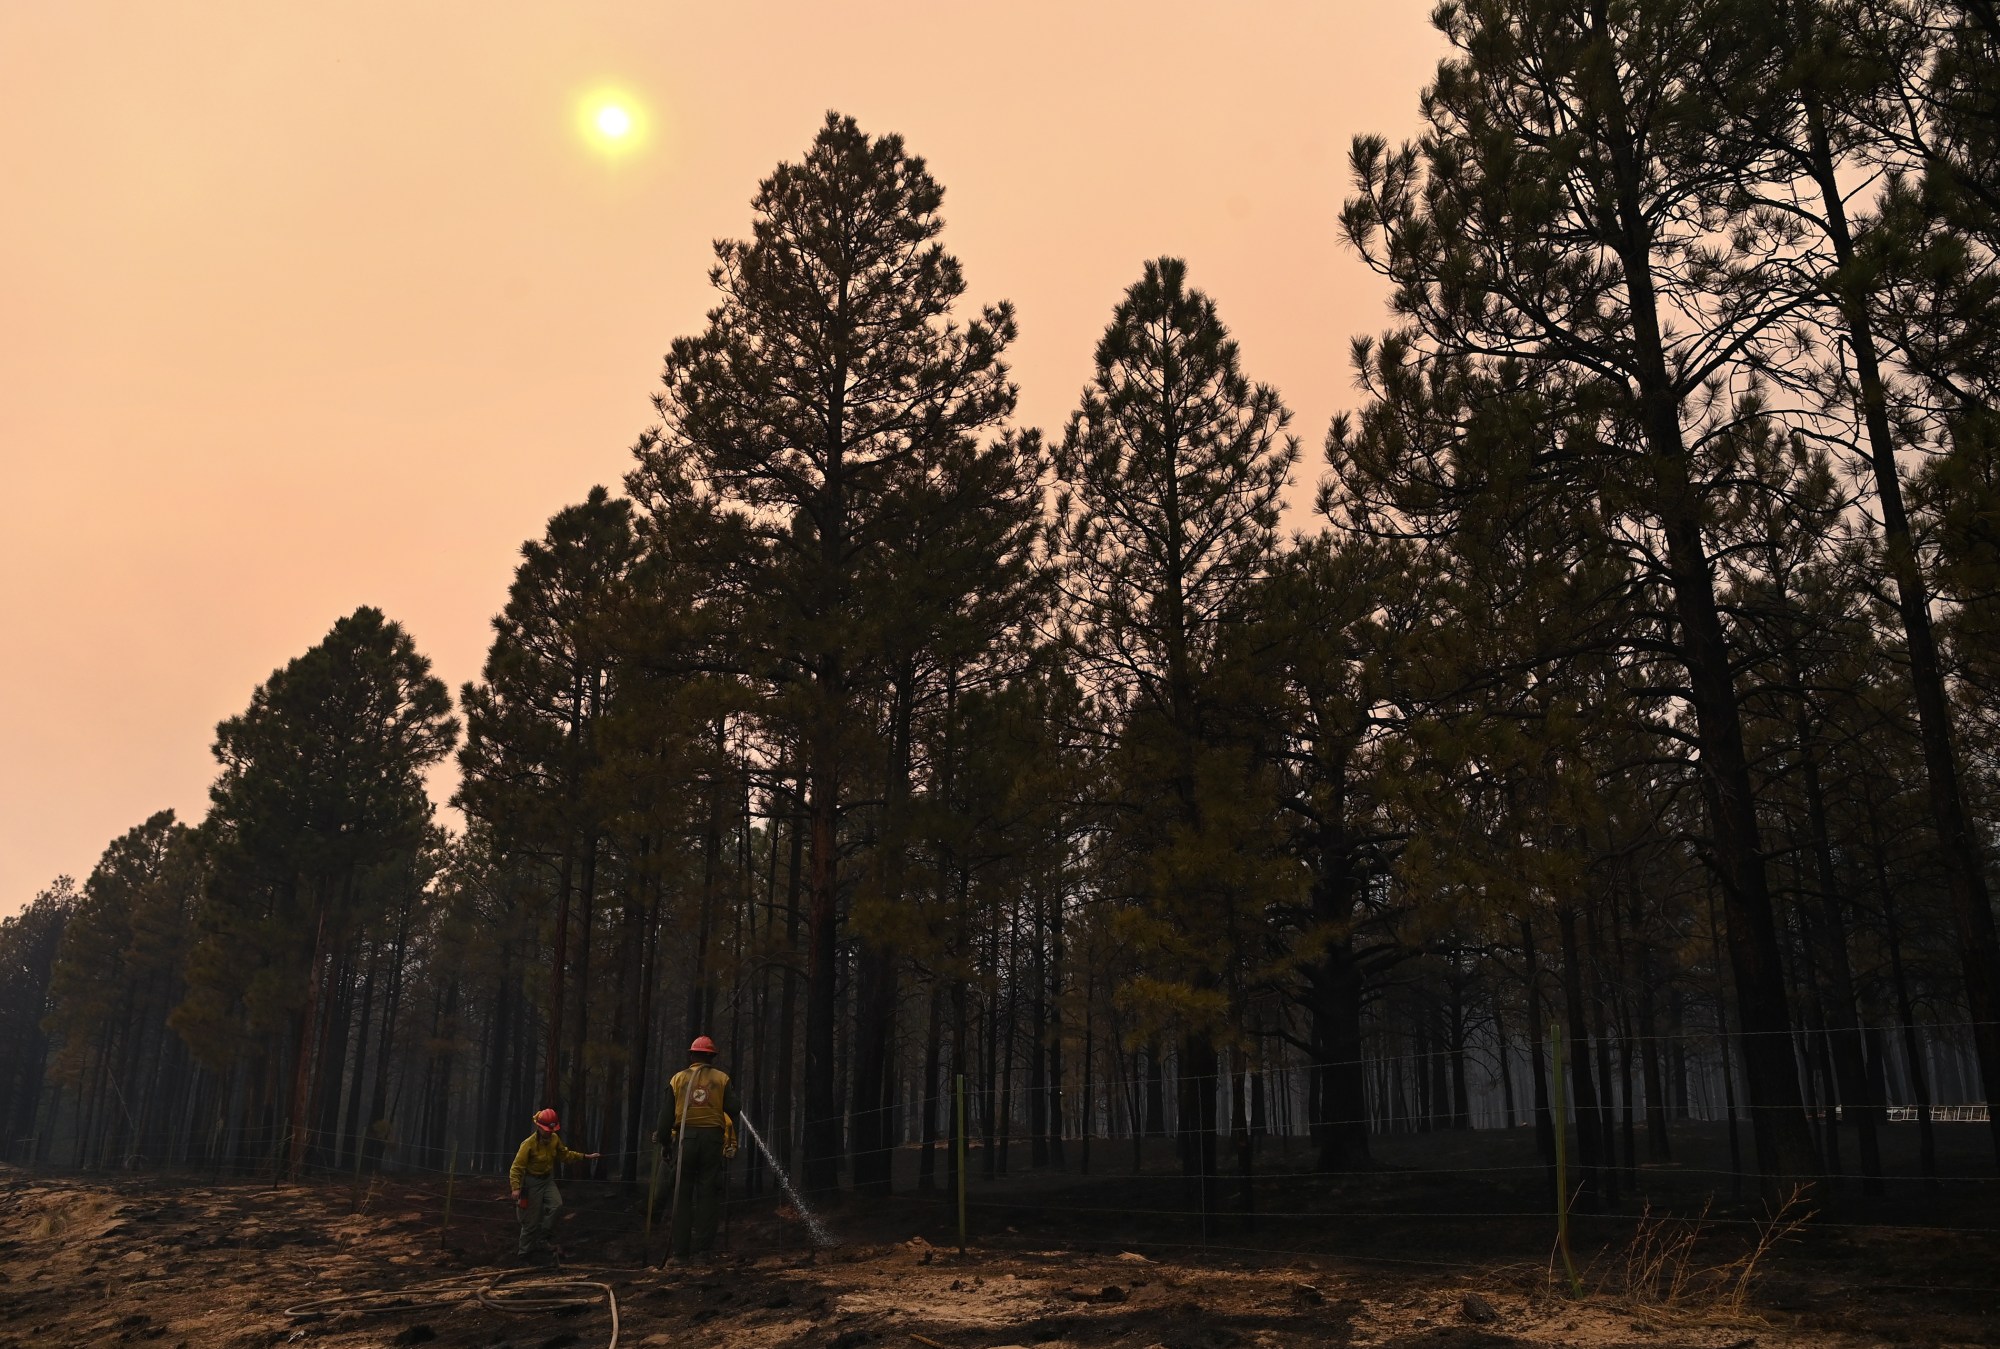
670,1065 -> 732,1130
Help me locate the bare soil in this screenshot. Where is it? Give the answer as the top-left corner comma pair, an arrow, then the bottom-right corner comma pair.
3,1133 -> 1995,1349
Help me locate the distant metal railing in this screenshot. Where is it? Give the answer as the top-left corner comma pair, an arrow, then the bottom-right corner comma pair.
1882,1103 -> 1990,1123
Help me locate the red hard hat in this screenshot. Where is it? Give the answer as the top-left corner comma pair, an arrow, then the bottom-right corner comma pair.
533,1108 -> 560,1133
690,1035 -> 717,1055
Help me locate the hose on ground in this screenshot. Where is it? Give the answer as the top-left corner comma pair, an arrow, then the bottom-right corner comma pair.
282,1267 -> 620,1348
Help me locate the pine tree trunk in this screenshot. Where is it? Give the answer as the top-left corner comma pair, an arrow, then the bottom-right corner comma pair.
773,799 -> 804,1170
851,940 -> 898,1194
1591,33 -> 1818,1186
1180,1031 -> 1220,1241
482,941 -> 515,1168
1591,1028 -> 1620,1203
1145,1044 -> 1166,1140
997,910 -> 1020,1177
287,892 -> 331,1179
688,740 -> 726,1042
1232,1045 -> 1252,1223
1705,887 -> 1745,1200
1557,907 -> 1603,1208
1494,992 -> 1516,1131
1523,919 -> 1555,1170
950,965 -> 969,1196
607,854 -> 641,1184
802,740 -> 842,1193
365,883 -> 413,1170
1884,886 -> 1938,1185
626,863 -> 663,1187
342,936 -> 381,1165
1638,954 -> 1670,1163
545,849 -> 575,1109
1310,928 -> 1369,1167
918,979 -> 944,1193
853,670 -> 916,1195
313,937 -> 356,1167
1080,970 -> 1095,1176
1448,976 -> 1471,1130
567,833 -> 598,1136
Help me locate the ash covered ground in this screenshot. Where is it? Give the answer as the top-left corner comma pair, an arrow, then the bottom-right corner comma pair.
3,1129 -> 1996,1349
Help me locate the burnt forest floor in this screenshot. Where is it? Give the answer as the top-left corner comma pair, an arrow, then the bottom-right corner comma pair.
2,1123 -> 1996,1348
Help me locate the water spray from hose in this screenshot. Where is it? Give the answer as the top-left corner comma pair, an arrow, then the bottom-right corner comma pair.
737,1110 -> 835,1248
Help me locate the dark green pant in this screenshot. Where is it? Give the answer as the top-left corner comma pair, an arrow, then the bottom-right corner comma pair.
670,1126 -> 725,1257
517,1170 -> 561,1256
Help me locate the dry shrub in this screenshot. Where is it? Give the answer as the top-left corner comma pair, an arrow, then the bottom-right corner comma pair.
1614,1185 -> 1815,1315
1714,1185 -> 1815,1314
361,1173 -> 386,1214
1623,1200 -> 1711,1304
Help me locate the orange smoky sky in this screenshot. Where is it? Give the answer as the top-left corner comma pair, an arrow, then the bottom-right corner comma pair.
0,2 -> 1445,915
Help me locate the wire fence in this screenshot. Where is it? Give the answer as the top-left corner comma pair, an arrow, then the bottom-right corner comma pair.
17,1097 -> 1997,1196
15,1112 -> 2000,1255
11,1014 -> 2000,1290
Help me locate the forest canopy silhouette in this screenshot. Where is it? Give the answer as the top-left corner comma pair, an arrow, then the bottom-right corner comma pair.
5,0 -> 1999,1244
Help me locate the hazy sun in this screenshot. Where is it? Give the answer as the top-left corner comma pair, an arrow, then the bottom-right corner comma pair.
578,89 -> 648,156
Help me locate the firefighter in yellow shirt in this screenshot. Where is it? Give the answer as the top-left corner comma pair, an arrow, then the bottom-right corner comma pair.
655,1035 -> 738,1260
509,1108 -> 600,1262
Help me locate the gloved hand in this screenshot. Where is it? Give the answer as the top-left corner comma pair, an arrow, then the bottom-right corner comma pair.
513,1190 -> 526,1209
722,1119 -> 739,1160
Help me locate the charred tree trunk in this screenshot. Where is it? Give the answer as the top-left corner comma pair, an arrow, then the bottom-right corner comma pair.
1557,907 -> 1604,1208
801,730 -> 842,1194
773,797 -> 804,1170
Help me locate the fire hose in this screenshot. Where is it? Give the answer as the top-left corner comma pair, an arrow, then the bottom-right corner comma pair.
282,1267 -> 620,1347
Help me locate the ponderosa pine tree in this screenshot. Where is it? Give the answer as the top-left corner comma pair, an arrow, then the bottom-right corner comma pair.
1713,428 -> 1901,1188
457,487 -> 638,1118
846,427 -> 1046,1193
0,879 -> 75,1162
1258,531 -> 1416,1171
1881,0 -> 2000,726
42,811 -> 203,1169
1053,256 -> 1298,1236
634,113 -> 1017,1193
180,606 -> 455,1177
1340,0 -> 1822,1186
1878,0 -> 2000,714
1326,337 -> 1648,1193
1701,0 -> 2000,1161
596,481 -> 770,1182
1878,1 -> 2000,1160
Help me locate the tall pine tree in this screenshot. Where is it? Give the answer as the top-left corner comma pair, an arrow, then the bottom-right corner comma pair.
634,113 -> 1017,1192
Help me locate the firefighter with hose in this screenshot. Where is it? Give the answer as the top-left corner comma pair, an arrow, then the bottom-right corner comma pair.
656,1035 -> 738,1262
509,1107 -> 600,1264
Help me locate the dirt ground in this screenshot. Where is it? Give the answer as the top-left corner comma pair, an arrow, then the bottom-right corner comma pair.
3,1134 -> 1996,1349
